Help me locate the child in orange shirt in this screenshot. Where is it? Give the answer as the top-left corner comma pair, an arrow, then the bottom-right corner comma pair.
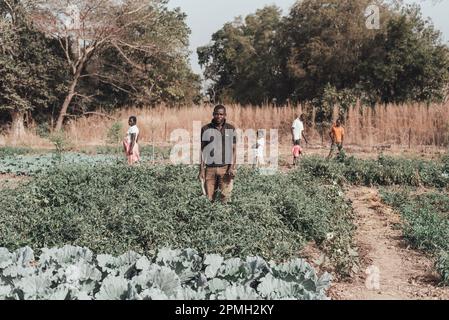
327,119 -> 345,159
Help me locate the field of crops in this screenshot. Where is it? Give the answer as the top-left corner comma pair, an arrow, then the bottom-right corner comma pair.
381,189 -> 449,284
0,145 -> 170,176
1,147 -> 448,300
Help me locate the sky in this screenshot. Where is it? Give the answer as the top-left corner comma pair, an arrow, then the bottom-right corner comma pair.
167,0 -> 449,77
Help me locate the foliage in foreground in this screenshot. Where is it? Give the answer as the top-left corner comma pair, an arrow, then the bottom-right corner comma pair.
0,246 -> 331,300
301,154 -> 449,188
0,164 -> 356,277
381,189 -> 449,285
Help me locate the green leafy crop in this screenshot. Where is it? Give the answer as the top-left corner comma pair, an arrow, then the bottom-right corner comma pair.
0,164 -> 356,276
0,246 -> 332,300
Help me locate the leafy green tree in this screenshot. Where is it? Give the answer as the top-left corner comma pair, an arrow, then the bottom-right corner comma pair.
200,0 -> 449,114
0,0 -> 68,138
358,4 -> 449,105
198,6 -> 288,105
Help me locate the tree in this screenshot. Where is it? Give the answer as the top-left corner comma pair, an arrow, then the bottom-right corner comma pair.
0,0 -> 68,138
281,0 -> 390,103
199,0 -> 449,114
198,6 -> 287,105
31,0 -> 198,131
358,4 -> 449,104
87,6 -> 201,109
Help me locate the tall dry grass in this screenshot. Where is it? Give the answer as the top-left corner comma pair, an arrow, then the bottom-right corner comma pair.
1,102 -> 449,149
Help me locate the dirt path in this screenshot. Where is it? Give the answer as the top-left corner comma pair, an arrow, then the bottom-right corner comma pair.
329,186 -> 449,300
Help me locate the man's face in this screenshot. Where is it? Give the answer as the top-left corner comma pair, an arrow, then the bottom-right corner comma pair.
129,119 -> 135,126
213,109 -> 226,125
336,120 -> 341,127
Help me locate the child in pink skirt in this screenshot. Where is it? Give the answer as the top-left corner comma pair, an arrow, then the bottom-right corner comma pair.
292,142 -> 303,167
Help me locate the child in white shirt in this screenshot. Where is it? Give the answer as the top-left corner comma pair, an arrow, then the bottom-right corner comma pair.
252,130 -> 265,167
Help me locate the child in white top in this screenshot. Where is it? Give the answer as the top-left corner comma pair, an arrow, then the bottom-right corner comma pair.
253,130 -> 265,167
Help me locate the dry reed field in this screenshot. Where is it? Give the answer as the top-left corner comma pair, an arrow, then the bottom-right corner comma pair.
1,102 -> 448,152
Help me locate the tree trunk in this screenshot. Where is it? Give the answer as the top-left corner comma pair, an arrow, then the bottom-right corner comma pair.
10,109 -> 26,143
55,54 -> 86,131
55,75 -> 80,131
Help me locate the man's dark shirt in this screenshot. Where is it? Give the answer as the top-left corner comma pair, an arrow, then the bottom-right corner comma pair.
201,120 -> 236,167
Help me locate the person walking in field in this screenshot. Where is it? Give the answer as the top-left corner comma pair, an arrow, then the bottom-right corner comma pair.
199,105 -> 237,203
252,129 -> 265,168
327,118 -> 345,159
123,116 -> 141,165
291,114 -> 309,147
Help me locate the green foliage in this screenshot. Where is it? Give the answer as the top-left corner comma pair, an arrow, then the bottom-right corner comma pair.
0,153 -> 124,175
198,6 -> 288,105
301,155 -> 449,188
381,189 -> 449,284
35,123 -> 51,139
200,0 -> 449,110
0,246 -> 331,300
0,1 -> 68,118
80,145 -> 171,161
49,132 -> 71,161
359,5 -> 449,104
105,122 -> 123,156
0,164 -> 355,276
0,146 -> 33,157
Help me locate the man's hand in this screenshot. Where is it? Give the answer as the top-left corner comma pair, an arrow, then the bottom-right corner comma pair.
198,169 -> 205,180
226,167 -> 236,179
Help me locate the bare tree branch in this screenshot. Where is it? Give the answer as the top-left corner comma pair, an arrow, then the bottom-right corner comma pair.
112,42 -> 146,71
3,0 -> 16,24
83,111 -> 116,120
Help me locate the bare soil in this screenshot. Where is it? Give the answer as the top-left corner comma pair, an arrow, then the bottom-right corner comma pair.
0,174 -> 30,190
329,186 -> 449,300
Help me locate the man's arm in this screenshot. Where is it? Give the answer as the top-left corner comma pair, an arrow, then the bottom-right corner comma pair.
227,143 -> 237,178
199,128 -> 206,179
291,126 -> 295,144
302,132 -> 309,145
329,129 -> 334,143
129,133 -> 136,155
227,129 -> 237,177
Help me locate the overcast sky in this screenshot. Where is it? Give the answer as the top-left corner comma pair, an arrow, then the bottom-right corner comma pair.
167,0 -> 449,76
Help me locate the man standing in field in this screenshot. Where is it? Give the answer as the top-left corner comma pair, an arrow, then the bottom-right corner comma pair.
327,119 -> 345,159
199,105 -> 237,203
291,114 -> 308,147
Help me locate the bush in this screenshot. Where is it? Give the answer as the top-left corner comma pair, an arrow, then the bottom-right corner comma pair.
0,146 -> 33,157
301,155 -> 449,188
